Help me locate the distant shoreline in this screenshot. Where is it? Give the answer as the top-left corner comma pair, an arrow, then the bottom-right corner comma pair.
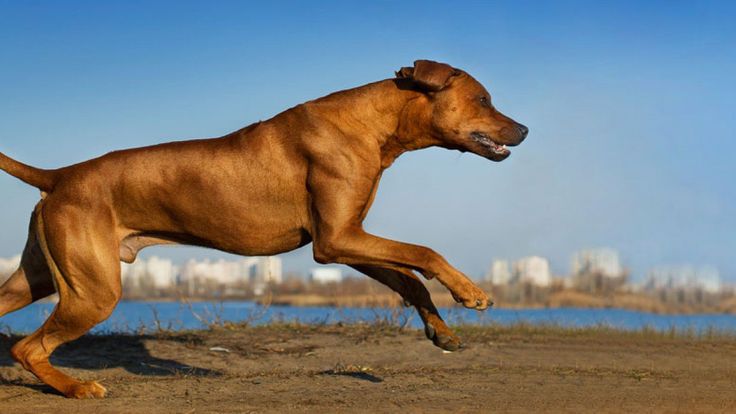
56,290 -> 736,315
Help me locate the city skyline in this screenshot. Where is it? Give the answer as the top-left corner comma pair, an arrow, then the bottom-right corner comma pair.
1,2 -> 734,281
0,246 -> 722,287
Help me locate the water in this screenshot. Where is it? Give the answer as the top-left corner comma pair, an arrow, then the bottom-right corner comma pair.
2,301 -> 736,334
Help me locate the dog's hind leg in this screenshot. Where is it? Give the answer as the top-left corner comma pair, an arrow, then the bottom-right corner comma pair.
0,212 -> 56,318
351,265 -> 462,351
10,202 -> 121,399
0,267 -> 54,319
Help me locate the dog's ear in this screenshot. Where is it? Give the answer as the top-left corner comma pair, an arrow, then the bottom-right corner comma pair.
395,60 -> 459,91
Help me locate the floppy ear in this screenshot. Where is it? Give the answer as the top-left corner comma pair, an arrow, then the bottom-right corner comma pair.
395,60 -> 459,91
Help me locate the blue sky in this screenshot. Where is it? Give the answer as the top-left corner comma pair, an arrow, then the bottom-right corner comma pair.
0,1 -> 734,281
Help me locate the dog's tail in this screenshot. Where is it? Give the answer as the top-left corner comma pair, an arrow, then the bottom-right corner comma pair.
0,152 -> 57,192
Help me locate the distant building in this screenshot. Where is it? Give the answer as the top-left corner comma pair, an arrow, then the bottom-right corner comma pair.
309,267 -> 343,284
484,256 -> 551,287
644,265 -> 721,294
571,248 -> 626,293
0,254 -> 21,283
147,256 -> 177,288
251,256 -> 283,295
571,248 -> 624,278
513,256 -> 552,287
254,256 -> 283,285
121,256 -> 178,290
178,257 -> 282,285
180,258 -> 253,285
486,259 -> 512,285
177,256 -> 283,295
0,254 -> 21,274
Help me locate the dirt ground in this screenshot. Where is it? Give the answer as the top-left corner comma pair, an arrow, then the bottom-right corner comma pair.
1,324 -> 736,413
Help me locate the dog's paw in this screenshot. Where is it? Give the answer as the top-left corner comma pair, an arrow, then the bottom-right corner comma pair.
65,380 -> 107,399
451,284 -> 493,310
425,322 -> 463,352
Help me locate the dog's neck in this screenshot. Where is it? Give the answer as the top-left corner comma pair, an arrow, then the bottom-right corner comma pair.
301,79 -> 438,169
381,81 -> 439,168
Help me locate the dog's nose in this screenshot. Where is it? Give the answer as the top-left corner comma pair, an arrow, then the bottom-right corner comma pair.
516,124 -> 529,140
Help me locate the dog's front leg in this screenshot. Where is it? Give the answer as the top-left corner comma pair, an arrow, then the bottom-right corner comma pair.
351,265 -> 463,351
307,164 -> 491,310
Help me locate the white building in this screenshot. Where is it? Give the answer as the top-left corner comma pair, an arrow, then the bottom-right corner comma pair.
147,256 -> 177,288
487,259 -> 512,285
250,256 -> 283,295
513,256 -> 552,287
254,256 -> 283,284
177,256 -> 283,295
644,265 -> 721,294
180,258 -> 254,285
309,267 -> 343,284
571,248 -> 624,278
121,256 -> 178,289
0,254 -> 21,274
0,254 -> 21,283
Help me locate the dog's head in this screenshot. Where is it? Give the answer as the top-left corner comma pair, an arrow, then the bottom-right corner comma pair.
396,60 -> 528,161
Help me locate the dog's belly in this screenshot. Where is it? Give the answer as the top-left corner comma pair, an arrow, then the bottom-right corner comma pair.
181,210 -> 313,256
119,224 -> 311,264
117,187 -> 313,262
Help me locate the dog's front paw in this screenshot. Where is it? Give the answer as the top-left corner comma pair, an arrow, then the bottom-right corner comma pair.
452,284 -> 493,310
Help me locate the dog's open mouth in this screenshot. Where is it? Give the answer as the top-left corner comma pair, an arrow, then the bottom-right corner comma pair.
470,132 -> 510,157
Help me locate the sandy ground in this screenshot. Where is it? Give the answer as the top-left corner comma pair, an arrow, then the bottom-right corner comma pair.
1,324 -> 736,413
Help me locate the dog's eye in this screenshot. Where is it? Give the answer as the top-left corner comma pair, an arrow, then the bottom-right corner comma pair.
479,96 -> 490,107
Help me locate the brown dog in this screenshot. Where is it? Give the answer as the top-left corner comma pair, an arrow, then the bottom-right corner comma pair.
0,60 -> 527,398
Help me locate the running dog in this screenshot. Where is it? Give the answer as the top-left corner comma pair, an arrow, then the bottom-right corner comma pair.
0,60 -> 528,398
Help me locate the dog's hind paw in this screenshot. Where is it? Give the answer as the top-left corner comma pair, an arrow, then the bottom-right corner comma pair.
425,323 -> 463,352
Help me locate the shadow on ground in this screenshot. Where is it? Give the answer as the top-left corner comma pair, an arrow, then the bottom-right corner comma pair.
0,333 -> 219,377
319,369 -> 384,383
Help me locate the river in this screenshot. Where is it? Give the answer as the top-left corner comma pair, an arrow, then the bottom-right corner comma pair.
2,301 -> 736,334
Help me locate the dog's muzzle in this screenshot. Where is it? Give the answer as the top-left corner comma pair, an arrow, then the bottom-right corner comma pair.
470,132 -> 511,157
